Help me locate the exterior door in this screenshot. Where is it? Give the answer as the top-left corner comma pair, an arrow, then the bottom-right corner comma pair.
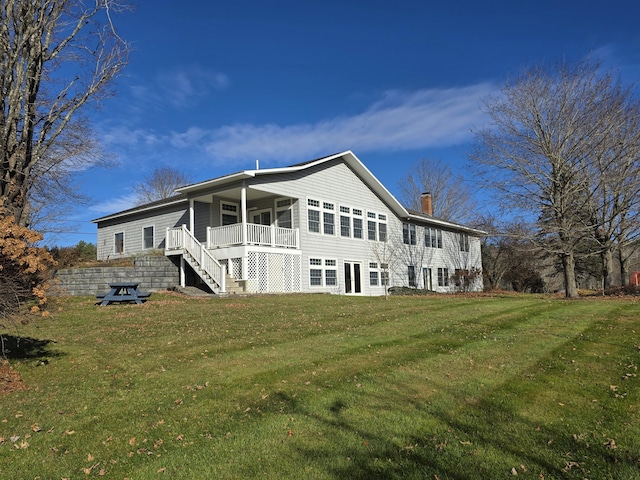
423,267 -> 433,291
344,261 -> 362,294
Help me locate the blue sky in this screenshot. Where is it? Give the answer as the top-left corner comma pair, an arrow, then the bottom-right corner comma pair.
59,0 -> 640,245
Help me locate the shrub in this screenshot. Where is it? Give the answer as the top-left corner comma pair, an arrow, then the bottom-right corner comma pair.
0,214 -> 56,321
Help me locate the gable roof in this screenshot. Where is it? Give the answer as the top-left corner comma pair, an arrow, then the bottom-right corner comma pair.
91,150 -> 485,235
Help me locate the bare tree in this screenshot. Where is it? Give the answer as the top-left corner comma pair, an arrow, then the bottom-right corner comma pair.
470,60 -> 640,298
0,0 -> 130,227
133,167 -> 191,205
398,158 -> 476,222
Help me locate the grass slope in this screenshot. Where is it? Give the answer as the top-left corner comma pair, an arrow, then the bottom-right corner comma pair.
1,293 -> 639,479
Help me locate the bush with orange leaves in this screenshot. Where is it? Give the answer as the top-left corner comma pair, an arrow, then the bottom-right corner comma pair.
0,213 -> 56,320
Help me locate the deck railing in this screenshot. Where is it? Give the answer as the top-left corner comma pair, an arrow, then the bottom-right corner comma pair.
166,225 -> 226,292
207,224 -> 299,249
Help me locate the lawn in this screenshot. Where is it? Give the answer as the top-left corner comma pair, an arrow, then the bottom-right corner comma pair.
1,292 -> 639,479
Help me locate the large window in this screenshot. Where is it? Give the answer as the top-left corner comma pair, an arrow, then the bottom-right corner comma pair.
408,265 -> 417,287
353,217 -> 363,239
340,214 -> 351,237
368,219 -> 377,241
309,258 -> 337,287
378,222 -> 387,242
460,233 -> 470,252
276,198 -> 293,229
143,226 -> 154,249
323,211 -> 334,235
114,232 -> 124,255
438,267 -> 449,287
425,227 -> 443,248
221,202 -> 239,226
403,223 -> 416,245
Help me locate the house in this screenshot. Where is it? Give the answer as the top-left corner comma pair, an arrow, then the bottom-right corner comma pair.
92,151 -> 484,295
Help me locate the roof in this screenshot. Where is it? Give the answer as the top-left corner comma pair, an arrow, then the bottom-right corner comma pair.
91,150 -> 485,235
91,193 -> 188,223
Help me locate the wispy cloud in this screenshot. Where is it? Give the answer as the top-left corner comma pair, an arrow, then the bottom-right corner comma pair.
204,84 -> 495,164
89,192 -> 139,215
128,65 -> 230,110
101,83 -> 496,168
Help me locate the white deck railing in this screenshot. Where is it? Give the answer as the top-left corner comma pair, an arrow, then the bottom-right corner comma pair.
207,224 -> 299,249
166,225 -> 225,292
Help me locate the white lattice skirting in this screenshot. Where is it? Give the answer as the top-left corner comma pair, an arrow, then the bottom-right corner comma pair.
246,252 -> 301,293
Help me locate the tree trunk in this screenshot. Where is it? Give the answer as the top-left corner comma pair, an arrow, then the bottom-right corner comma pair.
562,252 -> 579,298
618,248 -> 629,287
602,247 -> 615,289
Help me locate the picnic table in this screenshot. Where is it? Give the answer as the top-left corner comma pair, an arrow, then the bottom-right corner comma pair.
96,282 -> 151,306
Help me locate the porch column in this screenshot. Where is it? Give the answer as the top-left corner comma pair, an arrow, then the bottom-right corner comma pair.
189,198 -> 195,234
241,182 -> 248,280
240,182 -> 247,246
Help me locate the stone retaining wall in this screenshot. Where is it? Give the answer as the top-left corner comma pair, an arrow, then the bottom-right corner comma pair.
53,255 -> 179,296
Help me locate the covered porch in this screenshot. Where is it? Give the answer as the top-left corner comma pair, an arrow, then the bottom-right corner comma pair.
164,178 -> 302,293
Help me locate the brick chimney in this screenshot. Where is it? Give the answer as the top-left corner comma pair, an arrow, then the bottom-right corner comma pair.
420,192 -> 433,216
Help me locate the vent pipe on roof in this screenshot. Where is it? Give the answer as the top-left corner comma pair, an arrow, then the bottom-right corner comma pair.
255,159 -> 259,170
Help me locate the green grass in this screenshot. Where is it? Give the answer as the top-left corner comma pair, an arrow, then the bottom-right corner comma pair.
1,293 -> 639,479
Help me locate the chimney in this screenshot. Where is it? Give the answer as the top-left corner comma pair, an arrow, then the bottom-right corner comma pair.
420,192 -> 433,216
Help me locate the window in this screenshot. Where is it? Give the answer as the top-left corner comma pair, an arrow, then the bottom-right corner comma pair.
326,269 -> 337,286
425,228 -> 443,249
340,215 -> 350,237
460,233 -> 470,252
370,270 -> 379,286
221,202 -> 239,226
309,258 -> 337,287
310,268 -> 322,286
403,223 -> 416,245
323,212 -> 334,235
276,208 -> 292,229
115,232 -> 124,254
353,218 -> 363,239
308,209 -> 320,232
368,221 -> 377,241
408,265 -> 416,287
378,222 -> 387,242
438,267 -> 449,287
143,226 -> 154,249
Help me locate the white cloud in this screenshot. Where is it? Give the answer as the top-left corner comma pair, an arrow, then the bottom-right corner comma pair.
100,83 -> 496,170
128,66 -> 230,110
89,192 -> 139,215
204,84 -> 495,164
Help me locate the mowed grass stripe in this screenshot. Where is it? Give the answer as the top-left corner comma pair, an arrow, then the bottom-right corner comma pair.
1,294 -> 639,479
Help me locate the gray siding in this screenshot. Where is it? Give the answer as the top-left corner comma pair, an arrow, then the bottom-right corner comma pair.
96,203 -> 188,260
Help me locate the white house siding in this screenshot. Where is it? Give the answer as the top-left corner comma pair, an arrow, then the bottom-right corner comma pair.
249,160 -> 483,294
249,160 -> 405,295
95,203 -> 188,260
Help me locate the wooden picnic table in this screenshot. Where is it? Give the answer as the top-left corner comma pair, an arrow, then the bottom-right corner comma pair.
96,282 -> 151,306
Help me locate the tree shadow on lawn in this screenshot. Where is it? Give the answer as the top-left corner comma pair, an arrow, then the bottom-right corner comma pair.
0,334 -> 63,361
262,366 -> 638,479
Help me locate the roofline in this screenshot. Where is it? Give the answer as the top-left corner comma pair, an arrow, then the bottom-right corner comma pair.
90,196 -> 188,223
91,151 -> 486,235
405,212 -> 487,235
175,151 -> 352,194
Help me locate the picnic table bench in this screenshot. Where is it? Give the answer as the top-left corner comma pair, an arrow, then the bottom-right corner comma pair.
96,282 -> 151,306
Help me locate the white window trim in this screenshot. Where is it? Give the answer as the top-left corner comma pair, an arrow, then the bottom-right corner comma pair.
114,231 -> 125,255
142,225 -> 155,250
308,257 -> 338,288
220,200 -> 240,225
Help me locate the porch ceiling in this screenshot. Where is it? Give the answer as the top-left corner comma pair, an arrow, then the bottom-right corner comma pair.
190,185 -> 277,204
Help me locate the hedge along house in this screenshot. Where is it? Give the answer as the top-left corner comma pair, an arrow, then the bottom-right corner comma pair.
92,151 -> 484,295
